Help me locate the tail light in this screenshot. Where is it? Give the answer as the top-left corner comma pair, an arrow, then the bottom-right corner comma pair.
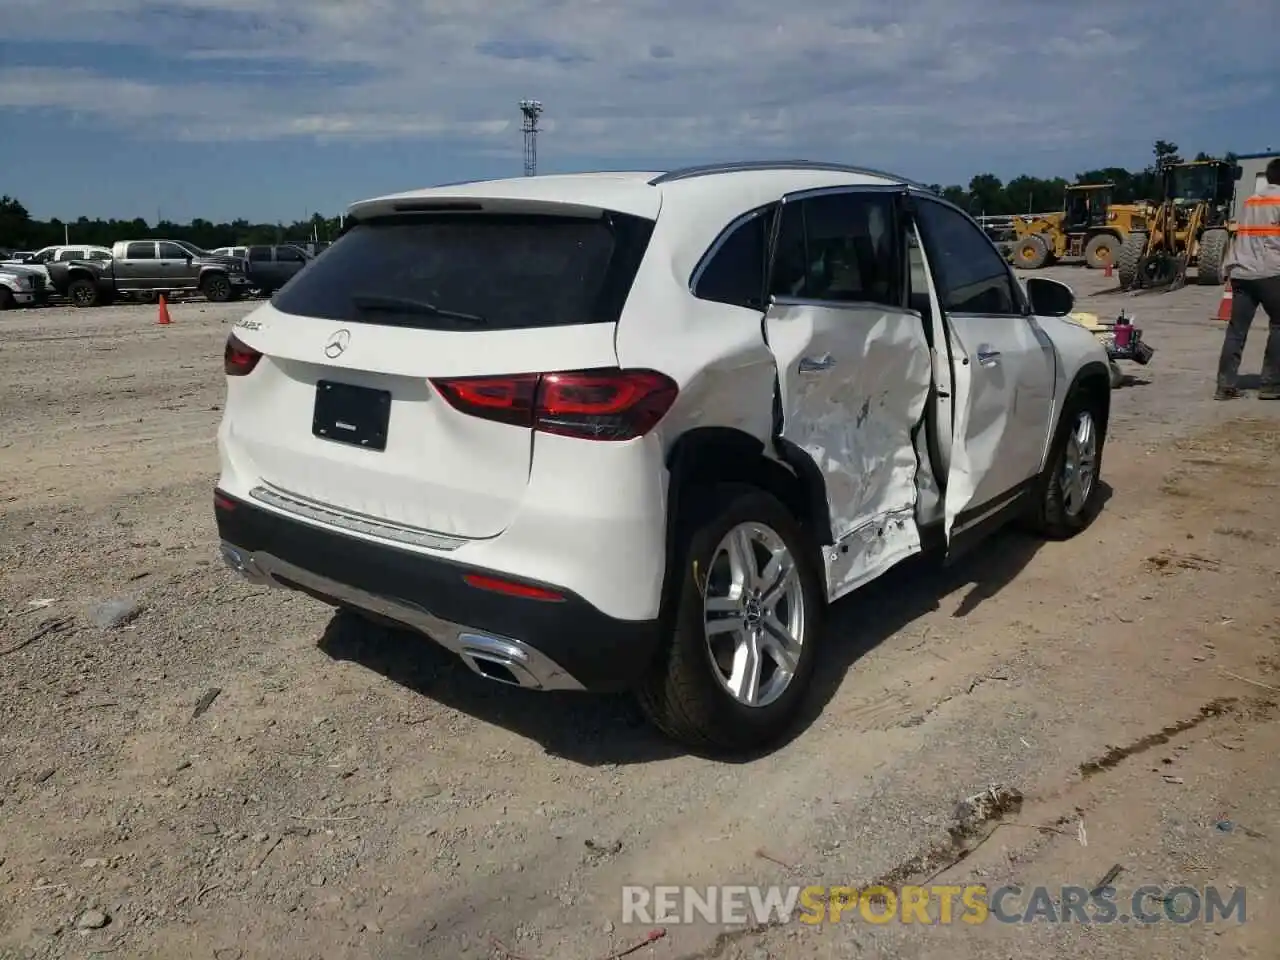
224,332 -> 262,376
462,573 -> 564,602
430,368 -> 677,442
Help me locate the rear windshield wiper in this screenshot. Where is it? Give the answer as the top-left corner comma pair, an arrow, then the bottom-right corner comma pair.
350,293 -> 488,327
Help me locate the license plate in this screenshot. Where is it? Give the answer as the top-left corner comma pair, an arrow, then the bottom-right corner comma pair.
312,381 -> 391,451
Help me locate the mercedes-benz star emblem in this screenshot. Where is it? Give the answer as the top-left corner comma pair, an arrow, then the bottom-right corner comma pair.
324,329 -> 351,359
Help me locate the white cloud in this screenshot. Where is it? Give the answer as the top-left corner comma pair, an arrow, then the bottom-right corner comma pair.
0,0 -> 1274,173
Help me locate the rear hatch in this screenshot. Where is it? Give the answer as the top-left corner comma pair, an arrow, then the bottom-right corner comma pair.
223,203 -> 656,541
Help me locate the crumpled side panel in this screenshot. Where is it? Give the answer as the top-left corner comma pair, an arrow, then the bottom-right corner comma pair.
772,306 -> 933,602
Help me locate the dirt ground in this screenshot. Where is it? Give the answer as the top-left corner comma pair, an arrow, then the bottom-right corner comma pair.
1,270 -> 1277,960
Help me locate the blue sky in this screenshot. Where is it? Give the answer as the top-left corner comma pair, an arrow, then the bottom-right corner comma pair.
1,0 -> 1274,224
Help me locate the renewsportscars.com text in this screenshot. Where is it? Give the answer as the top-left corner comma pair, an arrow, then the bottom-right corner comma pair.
621,884 -> 1247,926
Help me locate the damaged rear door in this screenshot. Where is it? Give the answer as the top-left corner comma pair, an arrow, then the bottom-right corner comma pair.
763,185 -> 935,601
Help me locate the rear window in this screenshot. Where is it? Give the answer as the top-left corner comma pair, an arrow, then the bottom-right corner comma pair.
270,212 -> 655,330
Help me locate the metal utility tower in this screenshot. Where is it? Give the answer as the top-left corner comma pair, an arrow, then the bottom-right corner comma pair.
519,99 -> 543,176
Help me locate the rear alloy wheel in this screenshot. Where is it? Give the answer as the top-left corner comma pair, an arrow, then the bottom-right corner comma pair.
1012,234 -> 1049,270
1084,233 -> 1117,269
203,274 -> 232,303
637,484 -> 824,753
702,522 -> 807,709
68,278 -> 99,308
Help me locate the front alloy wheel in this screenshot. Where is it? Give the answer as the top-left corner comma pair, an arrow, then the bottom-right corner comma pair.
204,274 -> 232,303
1060,410 -> 1098,518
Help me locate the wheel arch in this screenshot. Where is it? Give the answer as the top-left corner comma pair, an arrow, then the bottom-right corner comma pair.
664,426 -> 830,543
1086,227 -> 1125,243
65,265 -> 100,284
1064,359 -> 1112,439
662,428 -> 832,618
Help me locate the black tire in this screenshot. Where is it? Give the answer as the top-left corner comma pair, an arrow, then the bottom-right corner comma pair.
1025,387 -> 1107,539
1116,232 -> 1146,289
0,288 -> 13,311
1038,232 -> 1058,265
1012,234 -> 1049,270
1084,233 -> 1119,270
636,484 -> 825,753
67,278 -> 100,308
1197,229 -> 1230,286
202,273 -> 232,303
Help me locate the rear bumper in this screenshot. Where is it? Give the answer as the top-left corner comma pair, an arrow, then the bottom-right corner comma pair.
213,489 -> 663,693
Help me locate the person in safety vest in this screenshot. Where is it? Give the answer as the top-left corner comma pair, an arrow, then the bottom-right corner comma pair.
1217,158 -> 1280,400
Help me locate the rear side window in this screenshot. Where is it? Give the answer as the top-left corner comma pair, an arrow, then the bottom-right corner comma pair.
693,209 -> 770,310
271,212 -> 655,331
770,192 -> 899,307
248,246 -> 272,262
125,242 -> 155,259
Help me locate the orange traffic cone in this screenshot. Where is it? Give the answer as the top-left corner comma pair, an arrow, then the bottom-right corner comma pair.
157,294 -> 171,325
1213,281 -> 1233,322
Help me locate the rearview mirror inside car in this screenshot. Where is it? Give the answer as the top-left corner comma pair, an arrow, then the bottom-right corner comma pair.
1025,276 -> 1074,317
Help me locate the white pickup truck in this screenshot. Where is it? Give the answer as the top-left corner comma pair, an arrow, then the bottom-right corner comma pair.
0,265 -> 40,309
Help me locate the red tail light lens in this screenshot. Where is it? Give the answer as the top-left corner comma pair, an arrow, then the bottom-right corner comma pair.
224,333 -> 262,376
431,374 -> 538,428
462,573 -> 564,602
431,369 -> 678,441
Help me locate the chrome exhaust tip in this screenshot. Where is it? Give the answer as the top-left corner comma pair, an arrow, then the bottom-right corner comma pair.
458,634 -> 544,689
220,542 -> 270,585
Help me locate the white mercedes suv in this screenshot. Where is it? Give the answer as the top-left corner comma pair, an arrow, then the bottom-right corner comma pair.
215,161 -> 1111,752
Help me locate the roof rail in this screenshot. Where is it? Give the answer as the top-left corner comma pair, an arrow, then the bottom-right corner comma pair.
648,159 -> 928,189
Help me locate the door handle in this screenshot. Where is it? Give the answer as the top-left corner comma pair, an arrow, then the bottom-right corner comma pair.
798,354 -> 836,374
976,349 -> 1001,367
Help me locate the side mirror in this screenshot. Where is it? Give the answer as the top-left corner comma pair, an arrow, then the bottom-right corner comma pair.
1025,276 -> 1074,317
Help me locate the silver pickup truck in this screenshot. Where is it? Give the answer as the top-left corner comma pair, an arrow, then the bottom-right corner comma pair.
46,240 -> 252,308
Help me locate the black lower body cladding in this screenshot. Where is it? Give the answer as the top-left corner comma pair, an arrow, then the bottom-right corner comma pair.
212,490 -> 663,692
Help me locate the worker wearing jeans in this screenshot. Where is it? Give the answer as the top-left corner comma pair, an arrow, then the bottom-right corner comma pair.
1217,158 -> 1280,400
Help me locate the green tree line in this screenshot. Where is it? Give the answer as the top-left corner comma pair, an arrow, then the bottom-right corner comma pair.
0,200 -> 344,253
929,141 -> 1235,216
0,140 -> 1235,250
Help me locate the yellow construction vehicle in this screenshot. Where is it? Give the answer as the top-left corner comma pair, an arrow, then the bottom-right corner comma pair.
1115,159 -> 1235,290
1008,183 -> 1149,270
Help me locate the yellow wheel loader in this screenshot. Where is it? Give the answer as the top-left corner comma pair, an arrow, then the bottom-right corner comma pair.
1115,159 -> 1235,291
1009,183 -> 1149,270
